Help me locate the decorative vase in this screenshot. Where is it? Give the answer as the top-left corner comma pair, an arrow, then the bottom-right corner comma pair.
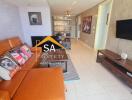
121,53 -> 128,60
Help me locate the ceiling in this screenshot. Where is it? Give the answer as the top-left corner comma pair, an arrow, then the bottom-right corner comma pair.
5,0 -> 48,6
48,0 -> 104,15
5,0 -> 104,15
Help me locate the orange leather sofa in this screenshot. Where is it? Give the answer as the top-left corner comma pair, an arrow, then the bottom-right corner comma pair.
0,37 -> 65,100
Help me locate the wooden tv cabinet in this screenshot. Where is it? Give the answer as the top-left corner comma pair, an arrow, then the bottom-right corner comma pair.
96,49 -> 132,88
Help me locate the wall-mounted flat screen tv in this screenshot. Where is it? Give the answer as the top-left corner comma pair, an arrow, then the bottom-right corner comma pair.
116,19 -> 132,40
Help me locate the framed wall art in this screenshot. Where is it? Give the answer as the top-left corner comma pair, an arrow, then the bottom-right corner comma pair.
82,16 -> 92,33
28,12 -> 42,25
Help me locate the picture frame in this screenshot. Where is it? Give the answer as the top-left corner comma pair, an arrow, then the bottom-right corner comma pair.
28,12 -> 42,25
82,16 -> 92,33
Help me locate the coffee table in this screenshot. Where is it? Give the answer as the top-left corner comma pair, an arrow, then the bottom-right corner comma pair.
40,49 -> 68,72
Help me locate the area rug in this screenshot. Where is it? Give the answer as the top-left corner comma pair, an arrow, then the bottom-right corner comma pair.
63,55 -> 80,81
40,55 -> 80,81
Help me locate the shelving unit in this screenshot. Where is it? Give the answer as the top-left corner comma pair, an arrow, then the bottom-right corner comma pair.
54,19 -> 71,33
97,49 -> 132,88
53,16 -> 72,49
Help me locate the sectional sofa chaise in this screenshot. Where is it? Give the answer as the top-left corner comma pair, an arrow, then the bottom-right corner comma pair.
0,37 -> 65,100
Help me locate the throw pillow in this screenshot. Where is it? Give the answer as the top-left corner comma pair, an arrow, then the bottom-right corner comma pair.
15,48 -> 29,61
20,44 -> 32,58
0,56 -> 20,80
8,49 -> 26,65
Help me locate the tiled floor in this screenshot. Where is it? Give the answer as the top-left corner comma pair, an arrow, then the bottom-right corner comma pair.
65,40 -> 132,100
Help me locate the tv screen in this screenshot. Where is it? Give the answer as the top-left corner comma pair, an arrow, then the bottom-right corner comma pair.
116,19 -> 132,40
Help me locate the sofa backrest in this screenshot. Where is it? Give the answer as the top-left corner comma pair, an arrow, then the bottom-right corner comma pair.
0,37 -> 25,94
0,37 -> 23,56
8,37 -> 23,48
0,39 -> 11,56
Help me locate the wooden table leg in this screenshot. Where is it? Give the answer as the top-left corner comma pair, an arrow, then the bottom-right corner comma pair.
64,61 -> 67,73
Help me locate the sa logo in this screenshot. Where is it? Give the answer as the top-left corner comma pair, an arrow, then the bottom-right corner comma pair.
35,36 -> 64,52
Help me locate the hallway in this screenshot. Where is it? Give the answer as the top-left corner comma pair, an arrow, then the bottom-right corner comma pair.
65,40 -> 132,100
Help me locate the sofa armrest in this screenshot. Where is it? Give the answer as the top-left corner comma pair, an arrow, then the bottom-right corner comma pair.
30,47 -> 42,54
0,90 -> 10,100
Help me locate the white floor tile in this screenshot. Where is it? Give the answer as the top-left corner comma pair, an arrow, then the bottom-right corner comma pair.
65,40 -> 132,100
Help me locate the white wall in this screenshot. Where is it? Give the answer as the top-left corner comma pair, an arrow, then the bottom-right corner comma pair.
76,16 -> 81,39
71,16 -> 76,38
94,1 -> 112,49
79,5 -> 98,48
19,5 -> 52,46
0,0 -> 23,41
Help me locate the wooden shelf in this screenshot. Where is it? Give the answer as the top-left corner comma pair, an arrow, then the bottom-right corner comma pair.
53,17 -> 71,33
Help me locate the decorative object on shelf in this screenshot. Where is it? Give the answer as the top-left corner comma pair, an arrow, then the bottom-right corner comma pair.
82,16 -> 92,33
121,52 -> 128,60
28,12 -> 42,25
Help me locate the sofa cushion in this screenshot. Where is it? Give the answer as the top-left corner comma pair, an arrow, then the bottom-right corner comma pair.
0,71 -> 28,98
8,37 -> 23,48
13,68 -> 65,100
15,47 -> 29,61
20,45 -> 32,58
8,49 -> 26,65
0,90 -> 10,100
0,56 -> 20,80
21,53 -> 40,70
0,40 -> 11,56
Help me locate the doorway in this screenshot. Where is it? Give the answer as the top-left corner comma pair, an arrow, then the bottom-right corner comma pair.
94,0 -> 113,50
